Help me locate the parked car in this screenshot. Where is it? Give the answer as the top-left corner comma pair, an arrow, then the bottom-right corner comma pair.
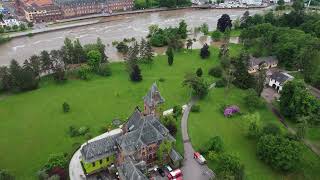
157,168 -> 165,177
167,169 -> 183,180
165,165 -> 173,172
194,152 -> 206,165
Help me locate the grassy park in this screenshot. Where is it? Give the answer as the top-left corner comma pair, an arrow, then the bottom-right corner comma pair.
0,46 -> 218,179
1,43 -> 320,179
188,88 -> 320,180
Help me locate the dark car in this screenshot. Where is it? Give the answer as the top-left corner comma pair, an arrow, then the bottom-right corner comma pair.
157,168 -> 165,177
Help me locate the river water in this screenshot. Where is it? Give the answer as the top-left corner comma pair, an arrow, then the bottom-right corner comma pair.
0,8 -> 269,65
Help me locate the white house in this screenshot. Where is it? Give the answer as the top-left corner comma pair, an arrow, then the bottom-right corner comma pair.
268,72 -> 294,92
241,0 -> 263,5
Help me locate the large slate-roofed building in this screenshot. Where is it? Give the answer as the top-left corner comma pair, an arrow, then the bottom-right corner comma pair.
79,83 -> 182,177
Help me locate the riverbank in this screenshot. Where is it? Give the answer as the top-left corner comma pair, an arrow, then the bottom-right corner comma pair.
7,6 -> 271,39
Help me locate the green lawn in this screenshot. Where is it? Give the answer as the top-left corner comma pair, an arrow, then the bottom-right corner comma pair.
188,88 -> 320,180
0,48 -> 218,179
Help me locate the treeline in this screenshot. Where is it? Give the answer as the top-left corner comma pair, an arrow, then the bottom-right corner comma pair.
239,10 -> 320,88
134,0 -> 191,9
148,20 -> 188,48
0,38 -> 108,93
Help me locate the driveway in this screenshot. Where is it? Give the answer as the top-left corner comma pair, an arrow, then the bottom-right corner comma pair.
181,98 -> 214,180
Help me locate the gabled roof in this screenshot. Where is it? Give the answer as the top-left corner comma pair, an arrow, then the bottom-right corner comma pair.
126,107 -> 143,132
249,56 -> 278,67
117,116 -> 166,155
270,72 -> 294,85
117,157 -> 148,180
143,83 -> 165,107
80,133 -> 121,163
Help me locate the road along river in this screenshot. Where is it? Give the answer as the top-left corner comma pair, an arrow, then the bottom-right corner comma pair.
0,8 -> 271,66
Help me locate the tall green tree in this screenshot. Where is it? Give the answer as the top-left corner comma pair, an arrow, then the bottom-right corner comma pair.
232,51 -> 254,89
183,73 -> 209,99
166,47 -> 174,66
217,14 -> 232,32
87,50 -> 102,72
73,39 -> 86,64
178,20 -> 188,39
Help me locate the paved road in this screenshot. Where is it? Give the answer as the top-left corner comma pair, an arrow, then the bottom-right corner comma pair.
181,97 -> 214,180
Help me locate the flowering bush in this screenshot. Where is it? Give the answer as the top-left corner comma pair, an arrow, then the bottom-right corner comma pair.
224,105 -> 240,117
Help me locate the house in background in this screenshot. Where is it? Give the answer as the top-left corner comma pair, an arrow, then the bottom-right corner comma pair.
268,72 -> 294,92
248,56 -> 278,74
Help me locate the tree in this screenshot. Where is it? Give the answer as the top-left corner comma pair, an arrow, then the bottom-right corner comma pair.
183,73 -> 209,99
0,169 -> 14,180
19,24 -> 26,31
143,40 -> 154,64
28,55 -> 41,78
296,117 -> 308,140
78,64 -> 91,80
161,115 -> 177,136
280,80 -> 320,122
211,30 -> 222,41
96,38 -> 107,62
130,64 -> 142,82
292,0 -> 304,11
216,153 -> 243,179
43,153 -> 68,171
277,0 -> 284,6
186,39 -> 193,50
217,14 -> 232,32
40,50 -> 52,73
12,25 -> 19,31
73,39 -> 86,64
196,68 -> 203,77
0,66 -> 12,91
19,66 -> 39,91
178,20 -> 188,39
208,66 -> 222,78
261,123 -> 281,136
232,51 -> 254,89
159,0 -> 176,8
200,43 -> 210,59
200,23 -> 209,35
27,22 -> 33,28
157,140 -> 173,166
62,102 -> 70,113
9,59 -> 22,91
255,68 -> 266,96
247,119 -> 261,139
173,105 -> 182,119
207,136 -> 224,153
167,47 -> 174,66
62,38 -> 74,65
257,135 -> 302,172
244,89 -> 263,112
87,50 -> 102,72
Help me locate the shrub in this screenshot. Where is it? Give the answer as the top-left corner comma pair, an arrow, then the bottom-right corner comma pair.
161,115 -> 177,136
207,136 -> 224,153
78,64 -> 91,80
159,78 -> 165,82
173,105 -> 182,119
216,153 -> 243,179
209,66 -> 223,78
215,79 -> 226,88
257,135 -> 302,172
191,104 -> 201,112
62,102 -> 70,113
68,125 -> 79,137
211,30 -> 222,41
78,126 -> 89,136
97,63 -> 111,76
196,68 -> 203,77
244,89 -> 263,112
37,169 -> 49,180
43,153 -> 68,171
261,123 -> 281,136
224,105 -> 240,117
0,169 -> 14,180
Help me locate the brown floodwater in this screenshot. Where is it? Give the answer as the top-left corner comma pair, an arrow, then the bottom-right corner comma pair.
0,8 -> 269,66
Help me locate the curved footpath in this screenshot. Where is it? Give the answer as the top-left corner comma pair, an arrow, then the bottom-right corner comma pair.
181,84 -> 216,180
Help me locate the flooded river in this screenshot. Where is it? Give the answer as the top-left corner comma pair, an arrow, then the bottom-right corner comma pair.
0,8 -> 269,65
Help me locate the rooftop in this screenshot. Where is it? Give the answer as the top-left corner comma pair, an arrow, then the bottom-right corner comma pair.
249,56 -> 278,67
270,72 -> 294,84
143,82 -> 165,107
